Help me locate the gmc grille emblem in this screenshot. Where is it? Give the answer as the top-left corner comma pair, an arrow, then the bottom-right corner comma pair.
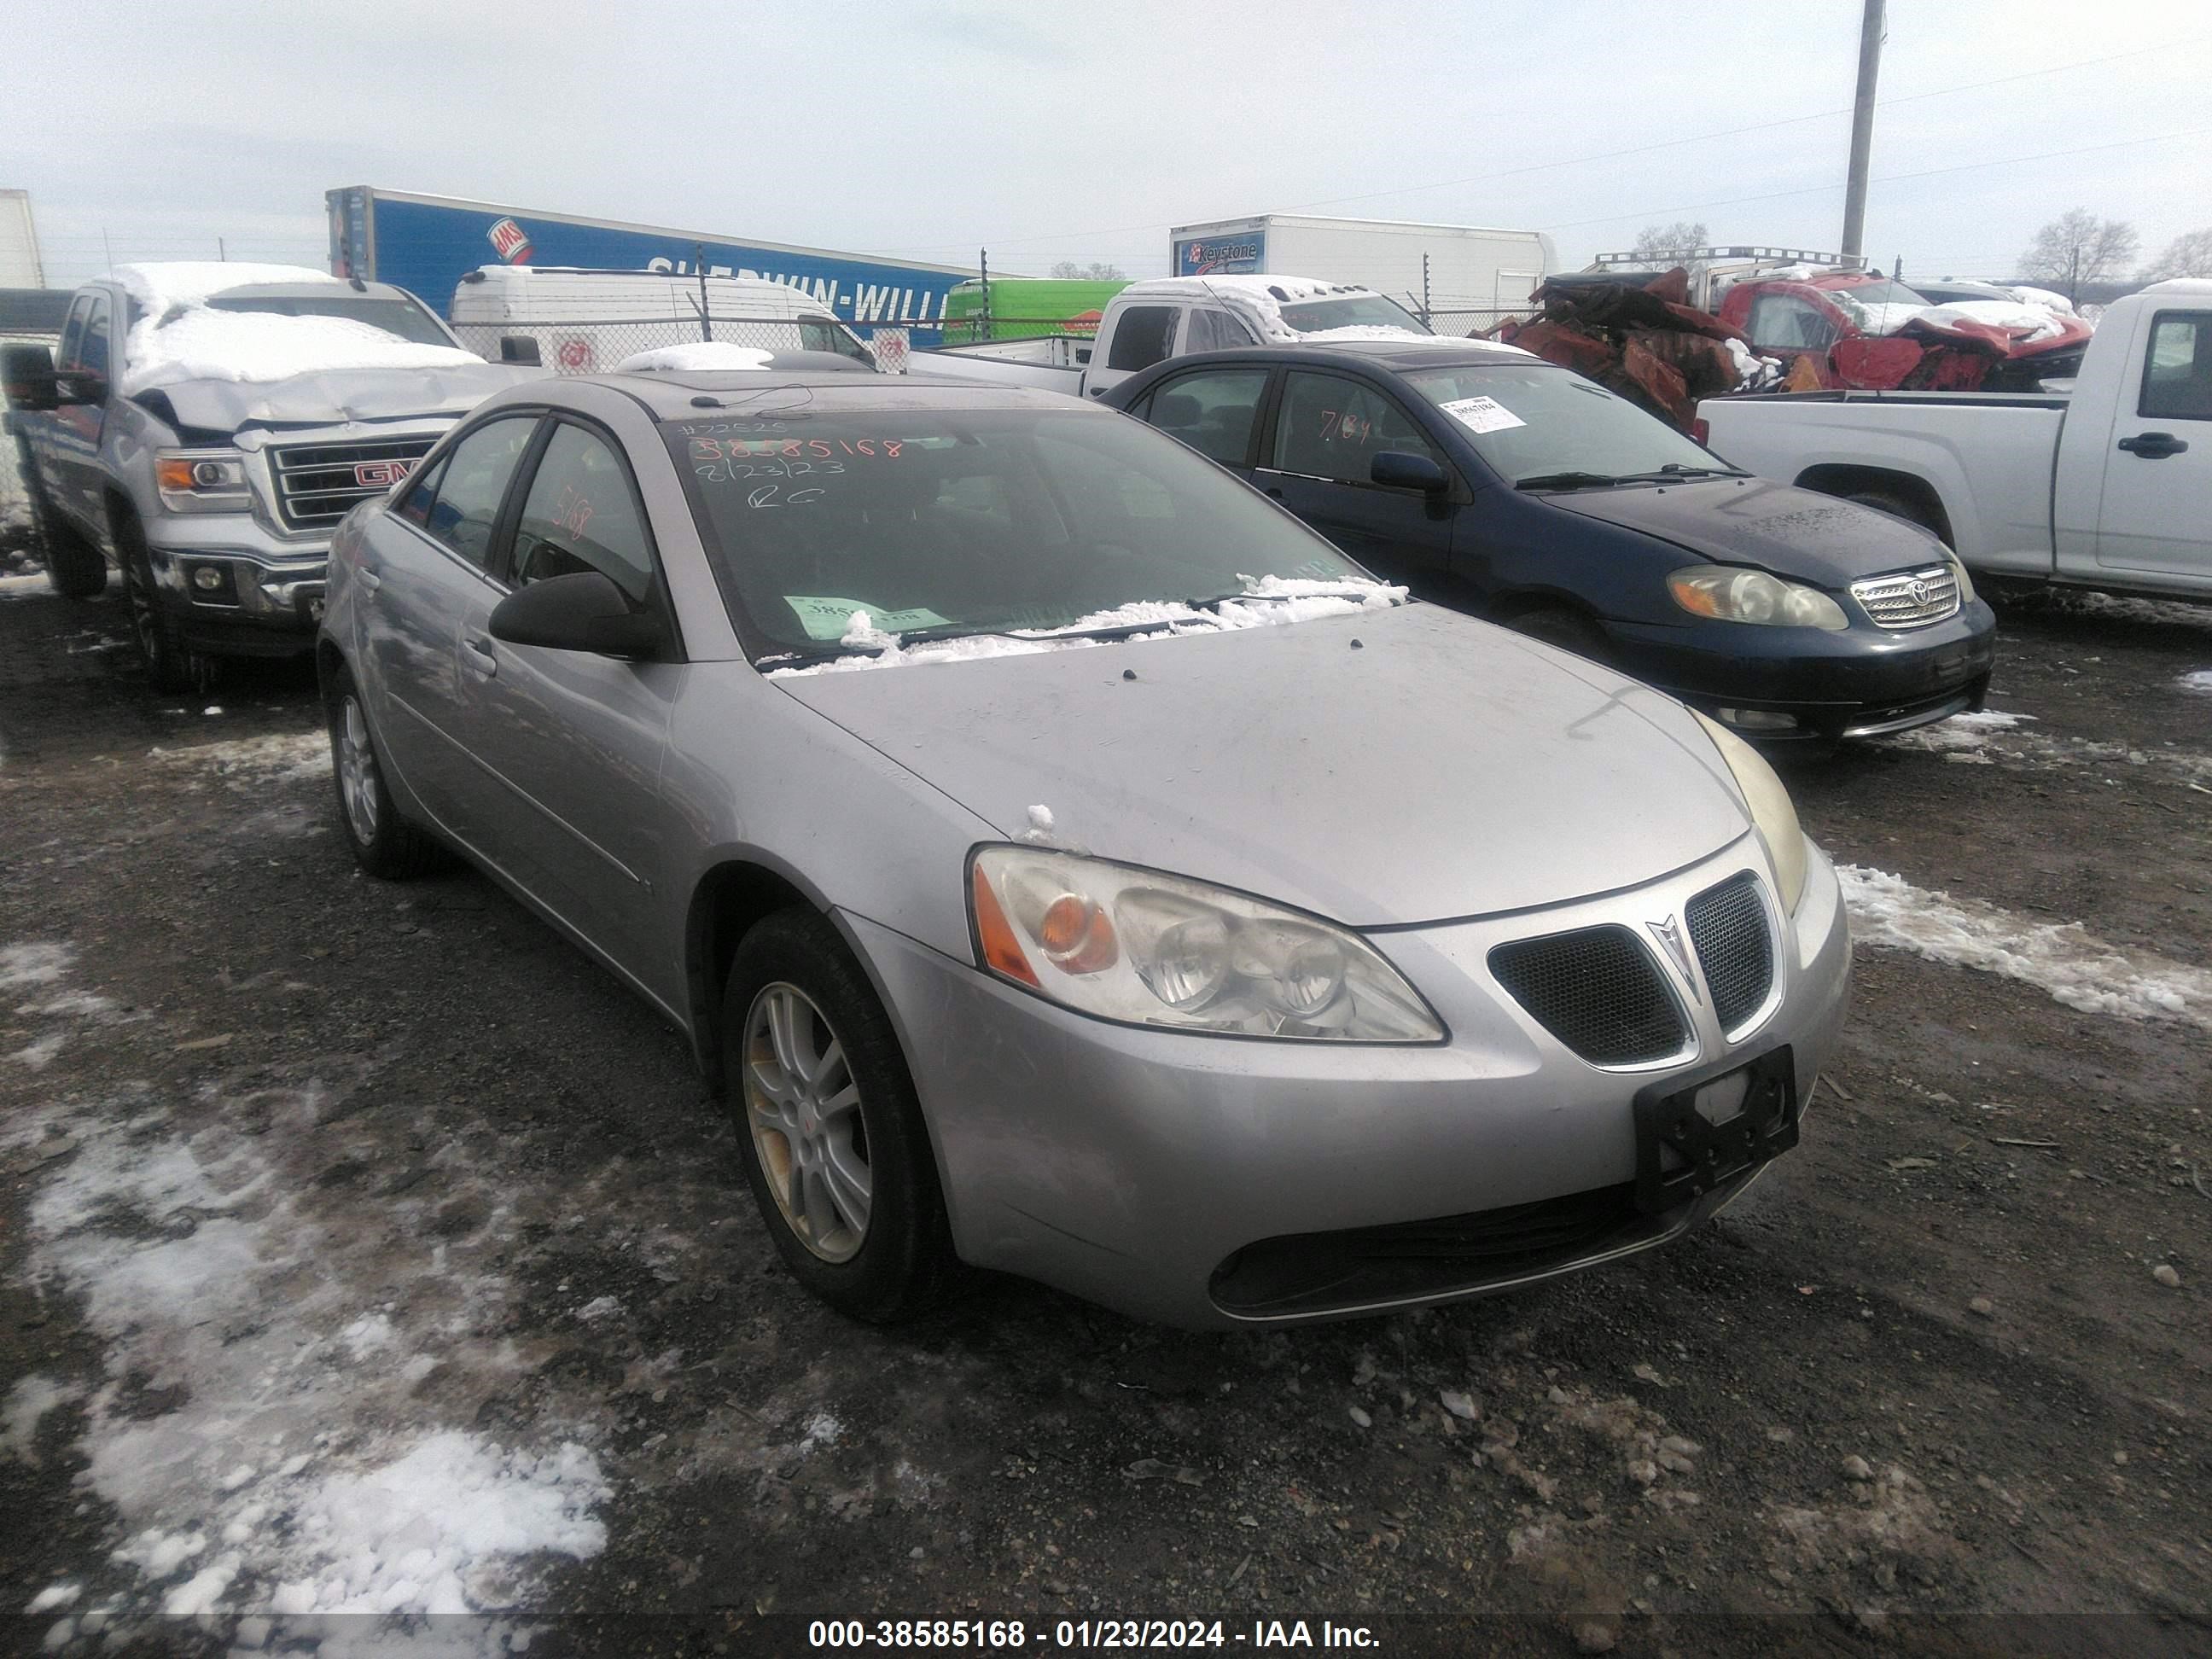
354,460 -> 413,488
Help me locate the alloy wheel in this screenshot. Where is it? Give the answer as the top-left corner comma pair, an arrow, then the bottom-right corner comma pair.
338,695 -> 381,846
742,981 -> 871,1262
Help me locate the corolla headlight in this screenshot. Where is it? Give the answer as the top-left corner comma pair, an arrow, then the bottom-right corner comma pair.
1695,713 -> 1807,914
1668,566 -> 1848,631
154,448 -> 251,514
968,847 -> 1442,1042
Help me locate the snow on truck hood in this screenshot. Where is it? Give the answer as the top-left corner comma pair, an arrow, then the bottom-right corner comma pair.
141,357 -> 535,434
777,601 -> 1750,928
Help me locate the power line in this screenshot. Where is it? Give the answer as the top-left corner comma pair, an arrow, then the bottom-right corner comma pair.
864,35 -> 2209,257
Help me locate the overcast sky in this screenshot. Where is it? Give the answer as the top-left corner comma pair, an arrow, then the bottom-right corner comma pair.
9,0 -> 2209,294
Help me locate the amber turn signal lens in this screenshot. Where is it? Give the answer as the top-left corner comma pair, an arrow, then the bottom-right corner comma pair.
972,864 -> 1039,987
155,457 -> 200,492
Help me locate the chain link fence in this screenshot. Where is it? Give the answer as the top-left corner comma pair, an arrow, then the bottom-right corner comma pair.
1417,306 -> 1528,341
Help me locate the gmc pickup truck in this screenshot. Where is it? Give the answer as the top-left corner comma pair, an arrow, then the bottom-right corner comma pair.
3,263 -> 533,689
1700,281 -> 2212,601
906,275 -> 1435,401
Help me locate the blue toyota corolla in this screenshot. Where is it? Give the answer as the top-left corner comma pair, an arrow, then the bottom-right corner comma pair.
1105,340 -> 1997,742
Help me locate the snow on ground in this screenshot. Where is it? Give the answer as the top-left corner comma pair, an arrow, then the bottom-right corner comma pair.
2,947 -> 612,1644
123,310 -> 486,397
2036,590 -> 2212,632
614,342 -> 777,374
2179,671 -> 2212,693
1878,707 -> 2212,786
1,572 -> 54,601
768,575 -> 1406,678
148,730 -> 333,784
1838,866 -> 2212,1025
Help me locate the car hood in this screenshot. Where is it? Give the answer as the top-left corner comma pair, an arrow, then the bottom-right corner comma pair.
775,602 -> 1749,928
1540,475 -> 1947,586
141,361 -> 538,435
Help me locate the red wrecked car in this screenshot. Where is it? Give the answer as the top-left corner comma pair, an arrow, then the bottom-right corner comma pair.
1714,271 -> 2093,392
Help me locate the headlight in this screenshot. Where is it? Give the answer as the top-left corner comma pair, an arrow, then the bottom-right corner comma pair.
968,847 -> 1443,1042
1694,713 -> 1807,914
1947,555 -> 1976,603
154,449 -> 251,514
1668,566 -> 1848,631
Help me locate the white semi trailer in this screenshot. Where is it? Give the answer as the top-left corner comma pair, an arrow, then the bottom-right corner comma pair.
1167,213 -> 1555,335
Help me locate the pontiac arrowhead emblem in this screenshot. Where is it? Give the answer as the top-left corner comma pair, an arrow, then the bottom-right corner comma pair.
1648,916 -> 1701,1001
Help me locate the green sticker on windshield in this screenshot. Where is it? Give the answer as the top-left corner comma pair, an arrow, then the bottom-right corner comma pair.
784,596 -> 951,640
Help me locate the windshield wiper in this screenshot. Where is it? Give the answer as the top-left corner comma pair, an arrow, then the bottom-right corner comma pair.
1513,470 -> 1629,492
1621,463 -> 1751,480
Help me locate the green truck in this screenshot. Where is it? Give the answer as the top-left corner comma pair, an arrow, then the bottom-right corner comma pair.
940,277 -> 1129,346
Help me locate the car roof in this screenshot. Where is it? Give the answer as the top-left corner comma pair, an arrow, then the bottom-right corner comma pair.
574,372 -> 1107,419
1145,340 -> 1540,374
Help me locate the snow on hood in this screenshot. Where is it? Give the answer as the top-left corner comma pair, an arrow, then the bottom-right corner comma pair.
1830,294 -> 1932,335
614,342 -> 777,374
765,575 -> 1408,678
122,310 -> 485,397
1912,301 -> 2069,343
113,261 -> 341,321
2002,285 -> 2075,315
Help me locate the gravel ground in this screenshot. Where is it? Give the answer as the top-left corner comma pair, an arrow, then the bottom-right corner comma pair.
1,573 -> 2206,1656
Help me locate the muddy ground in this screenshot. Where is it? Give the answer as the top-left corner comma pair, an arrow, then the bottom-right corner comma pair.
1,570 -> 2206,1656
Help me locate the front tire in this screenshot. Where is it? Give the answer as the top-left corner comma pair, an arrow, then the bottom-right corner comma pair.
722,909 -> 955,1322
114,507 -> 213,693
325,661 -> 442,878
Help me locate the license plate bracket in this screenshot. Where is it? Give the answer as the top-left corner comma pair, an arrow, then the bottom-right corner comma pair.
1632,1045 -> 1798,1215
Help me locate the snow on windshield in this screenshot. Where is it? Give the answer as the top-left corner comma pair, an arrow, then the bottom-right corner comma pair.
121,310 -> 486,397
112,262 -> 342,322
615,343 -> 778,374
764,575 -> 1409,678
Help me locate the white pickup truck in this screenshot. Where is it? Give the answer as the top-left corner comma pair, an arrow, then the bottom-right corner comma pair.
1698,280 -> 2212,599
907,275 -> 1434,401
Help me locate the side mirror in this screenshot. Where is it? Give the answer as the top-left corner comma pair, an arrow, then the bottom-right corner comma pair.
2,344 -> 61,412
487,571 -> 665,659
498,335 -> 543,366
1371,451 -> 1447,493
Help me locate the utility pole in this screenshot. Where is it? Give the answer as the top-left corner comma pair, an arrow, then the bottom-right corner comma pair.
695,242 -> 712,342
1840,0 -> 1885,261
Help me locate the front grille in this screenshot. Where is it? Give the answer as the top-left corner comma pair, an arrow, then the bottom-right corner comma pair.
269,437 -> 438,532
1851,564 -> 1960,630
1210,1182 -> 1650,1318
1686,872 -> 1774,1031
1489,925 -> 1685,1066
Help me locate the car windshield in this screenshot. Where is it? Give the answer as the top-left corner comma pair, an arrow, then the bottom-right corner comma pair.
666,406 -> 1371,659
205,294 -> 454,346
1825,278 -> 1928,307
1278,294 -> 1431,335
1405,363 -> 1723,487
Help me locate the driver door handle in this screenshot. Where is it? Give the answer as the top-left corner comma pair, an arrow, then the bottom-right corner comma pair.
463,635 -> 498,678
2117,431 -> 2188,459
357,563 -> 381,595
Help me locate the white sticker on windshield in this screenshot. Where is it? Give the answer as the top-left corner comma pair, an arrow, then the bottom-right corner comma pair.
785,596 -> 949,640
1438,395 -> 1527,434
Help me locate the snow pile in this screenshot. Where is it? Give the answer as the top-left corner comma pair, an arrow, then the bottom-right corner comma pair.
2180,670 -> 2212,693
768,574 -> 1408,678
2002,285 -> 2075,315
113,262 -> 341,322
148,730 -> 333,783
1,571 -> 55,601
614,342 -> 777,375
1881,708 -> 2034,760
1722,337 -> 1784,392
123,310 -> 484,397
1838,865 -> 2211,1024
1,940 -> 73,991
1915,301 -> 2069,343
1835,297 -> 1932,335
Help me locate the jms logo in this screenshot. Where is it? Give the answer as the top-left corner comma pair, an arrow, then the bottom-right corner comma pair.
353,459 -> 414,488
486,217 -> 533,264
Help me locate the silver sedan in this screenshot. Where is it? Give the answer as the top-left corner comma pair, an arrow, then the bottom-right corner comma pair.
318,368 -> 1850,1329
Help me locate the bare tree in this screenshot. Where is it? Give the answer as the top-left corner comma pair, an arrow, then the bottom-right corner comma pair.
1048,260 -> 1127,281
1631,221 -> 1710,266
2017,210 -> 2139,303
2144,228 -> 2212,281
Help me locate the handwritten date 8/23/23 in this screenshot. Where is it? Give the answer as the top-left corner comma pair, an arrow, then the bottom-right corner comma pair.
806,1619 -> 1381,1649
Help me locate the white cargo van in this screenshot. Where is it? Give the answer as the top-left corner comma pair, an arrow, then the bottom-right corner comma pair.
446,266 -> 881,374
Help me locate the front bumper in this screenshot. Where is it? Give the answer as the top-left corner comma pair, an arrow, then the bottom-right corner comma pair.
1606,600 -> 1998,740
848,836 -> 1851,1329
145,523 -> 328,656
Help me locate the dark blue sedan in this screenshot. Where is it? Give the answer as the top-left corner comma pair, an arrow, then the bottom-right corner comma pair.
1104,341 -> 1997,742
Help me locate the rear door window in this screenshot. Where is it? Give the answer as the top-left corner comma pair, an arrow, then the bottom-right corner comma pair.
1184,308 -> 1252,353
1105,306 -> 1179,373
508,422 -> 658,602
420,416 -> 539,570
2140,312 -> 2212,420
1144,366 -> 1271,467
1271,372 -> 1441,485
